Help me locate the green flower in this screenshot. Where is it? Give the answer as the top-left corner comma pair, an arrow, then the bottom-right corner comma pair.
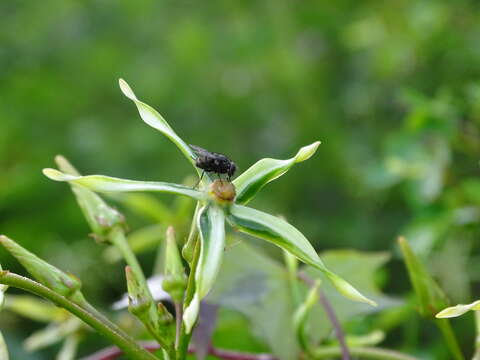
43,79 -> 375,333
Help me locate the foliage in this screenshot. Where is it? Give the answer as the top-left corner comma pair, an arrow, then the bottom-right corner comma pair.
2,0 -> 480,358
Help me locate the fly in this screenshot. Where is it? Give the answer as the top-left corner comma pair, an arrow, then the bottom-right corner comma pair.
190,144 -> 237,185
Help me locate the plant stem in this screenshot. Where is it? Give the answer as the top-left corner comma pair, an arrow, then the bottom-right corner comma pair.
312,346 -> 418,360
174,302 -> 183,349
298,272 -> 350,360
0,330 -> 8,360
110,226 -> 175,358
81,341 -> 277,360
435,319 -> 464,360
473,311 -> 480,360
176,236 -> 201,360
0,271 -> 157,360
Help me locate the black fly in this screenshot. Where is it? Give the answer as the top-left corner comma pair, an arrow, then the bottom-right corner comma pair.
190,144 -> 237,185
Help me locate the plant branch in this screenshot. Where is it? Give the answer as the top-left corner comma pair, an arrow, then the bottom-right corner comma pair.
298,272 -> 350,360
176,235 -> 201,360
0,271 -> 157,360
175,302 -> 183,349
435,319 -> 464,360
474,311 -> 480,360
312,346 -> 418,360
81,341 -> 277,360
110,226 -> 175,357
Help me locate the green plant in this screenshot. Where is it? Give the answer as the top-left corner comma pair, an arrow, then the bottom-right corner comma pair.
1,80 -> 421,360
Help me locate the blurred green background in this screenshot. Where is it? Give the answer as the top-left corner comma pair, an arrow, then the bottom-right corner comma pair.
2,0 -> 480,359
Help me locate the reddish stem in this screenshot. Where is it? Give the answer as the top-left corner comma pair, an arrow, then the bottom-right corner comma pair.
80,342 -> 277,360
298,272 -> 350,360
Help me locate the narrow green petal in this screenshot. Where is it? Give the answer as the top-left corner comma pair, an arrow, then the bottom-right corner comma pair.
227,204 -> 376,306
43,169 -> 205,201
196,205 -> 226,299
183,293 -> 200,334
119,79 -> 197,170
233,141 -> 320,204
436,300 -> 480,318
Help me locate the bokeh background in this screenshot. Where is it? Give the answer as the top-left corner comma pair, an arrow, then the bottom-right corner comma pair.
2,0 -> 480,359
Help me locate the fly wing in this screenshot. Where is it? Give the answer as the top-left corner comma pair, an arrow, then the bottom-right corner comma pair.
189,144 -> 210,157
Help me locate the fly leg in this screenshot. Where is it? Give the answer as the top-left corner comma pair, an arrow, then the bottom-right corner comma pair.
193,171 -> 205,189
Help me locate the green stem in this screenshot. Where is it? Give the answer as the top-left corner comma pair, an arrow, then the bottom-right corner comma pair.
0,330 -> 8,360
110,227 -> 175,358
0,271 -> 157,360
312,346 -> 418,360
473,312 -> 480,360
176,237 -> 201,360
110,226 -> 149,289
174,302 -> 183,349
435,319 -> 464,360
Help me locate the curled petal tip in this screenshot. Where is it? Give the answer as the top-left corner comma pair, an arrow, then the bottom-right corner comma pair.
42,168 -> 62,180
119,78 -> 137,101
54,154 -> 65,163
43,168 -> 76,181
295,141 -> 321,163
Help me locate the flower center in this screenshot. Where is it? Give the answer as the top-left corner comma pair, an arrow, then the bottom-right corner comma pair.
209,179 -> 236,203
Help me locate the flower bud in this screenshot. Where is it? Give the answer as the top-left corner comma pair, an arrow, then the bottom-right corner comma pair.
125,266 -> 152,318
162,227 -> 187,303
208,180 -> 236,204
0,236 -> 82,299
55,155 -> 126,241
157,302 -> 174,325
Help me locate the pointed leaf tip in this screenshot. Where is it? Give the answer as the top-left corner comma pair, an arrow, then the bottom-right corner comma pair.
295,141 -> 321,163
233,141 -> 322,204
54,155 -> 80,176
326,271 -> 377,307
43,168 -> 75,181
118,78 -> 137,101
436,300 -> 480,318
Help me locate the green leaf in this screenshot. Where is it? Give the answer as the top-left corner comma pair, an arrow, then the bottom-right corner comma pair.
57,334 -> 81,360
207,241 -> 298,360
103,224 -> 165,263
24,317 -> 82,352
43,169 -> 205,201
196,205 -> 226,299
4,295 -> 66,322
294,280 -> 320,350
118,79 -> 198,171
436,300 -> 480,319
304,250 -> 400,341
398,236 -> 448,317
0,236 -> 82,299
227,204 -> 375,306
112,193 -> 174,223
233,141 -> 320,205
